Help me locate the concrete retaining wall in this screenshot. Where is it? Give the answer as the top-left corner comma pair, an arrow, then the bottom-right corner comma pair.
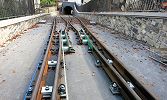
0,14 -> 48,46
77,12 -> 167,48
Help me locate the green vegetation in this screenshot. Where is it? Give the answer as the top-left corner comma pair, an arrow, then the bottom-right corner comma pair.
40,0 -> 56,7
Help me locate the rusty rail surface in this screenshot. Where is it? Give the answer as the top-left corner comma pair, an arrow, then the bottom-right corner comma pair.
51,29 -> 62,100
30,19 -> 56,100
51,16 -> 68,100
23,20 -> 54,100
30,17 -> 62,100
25,16 -> 69,100
62,15 -> 156,100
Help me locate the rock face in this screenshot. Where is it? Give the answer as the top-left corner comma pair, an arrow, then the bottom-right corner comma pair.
78,0 -> 161,12
77,0 -> 121,12
0,0 -> 35,18
78,13 -> 167,48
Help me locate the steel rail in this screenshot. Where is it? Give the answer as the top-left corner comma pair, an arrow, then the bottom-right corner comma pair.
59,15 -> 156,99
31,19 -> 56,100
52,16 -> 69,100
23,26 -> 51,100
51,24 -> 62,100
51,16 -> 66,100
63,16 -> 140,99
76,17 -> 156,100
62,16 -> 156,100
60,16 -> 73,48
61,16 -> 83,44
61,16 -> 70,100
61,37 -> 69,100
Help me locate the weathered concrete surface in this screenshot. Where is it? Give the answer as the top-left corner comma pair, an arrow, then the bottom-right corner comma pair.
0,16 -> 53,100
0,14 -> 48,46
77,12 -> 167,48
85,23 -> 167,100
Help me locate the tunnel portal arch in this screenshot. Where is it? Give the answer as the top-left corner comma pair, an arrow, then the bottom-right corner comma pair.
62,2 -> 75,15
64,6 -> 73,15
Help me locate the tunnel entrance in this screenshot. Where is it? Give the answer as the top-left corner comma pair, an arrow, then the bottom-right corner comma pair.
64,6 -> 73,15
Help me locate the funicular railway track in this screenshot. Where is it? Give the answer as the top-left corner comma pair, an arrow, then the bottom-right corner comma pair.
23,18 -> 57,100
24,15 -> 156,100
61,15 -> 157,100
24,17 -> 69,100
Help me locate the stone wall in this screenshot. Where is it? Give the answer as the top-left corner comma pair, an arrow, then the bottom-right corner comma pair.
0,14 -> 48,46
77,13 -> 167,48
124,0 -> 160,11
78,0 -> 161,12
77,0 -> 121,12
0,0 -> 35,18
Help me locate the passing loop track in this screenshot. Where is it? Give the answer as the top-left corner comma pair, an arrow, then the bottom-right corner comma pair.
61,15 -> 156,100
24,15 -> 156,100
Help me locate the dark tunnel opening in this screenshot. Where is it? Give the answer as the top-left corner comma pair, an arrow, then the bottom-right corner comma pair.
64,6 -> 73,15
